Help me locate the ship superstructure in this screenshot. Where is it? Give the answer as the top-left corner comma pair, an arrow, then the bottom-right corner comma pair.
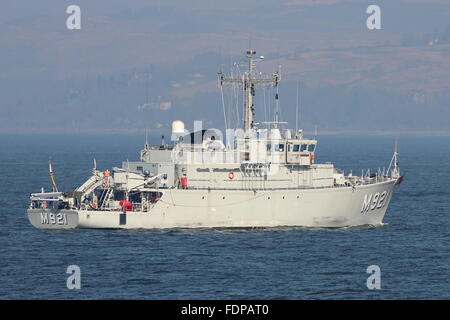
27,49 -> 402,229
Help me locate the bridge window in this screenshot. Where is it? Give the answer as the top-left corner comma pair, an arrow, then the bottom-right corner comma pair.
277,144 -> 285,152
293,144 -> 300,152
300,144 -> 308,152
308,144 -> 316,152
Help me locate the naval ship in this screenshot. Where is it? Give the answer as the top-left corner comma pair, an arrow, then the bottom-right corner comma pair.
27,49 -> 403,229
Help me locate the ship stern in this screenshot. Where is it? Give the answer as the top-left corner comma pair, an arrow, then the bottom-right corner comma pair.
27,208 -> 79,229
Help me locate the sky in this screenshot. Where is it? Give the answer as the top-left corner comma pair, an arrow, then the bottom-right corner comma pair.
0,0 -> 449,134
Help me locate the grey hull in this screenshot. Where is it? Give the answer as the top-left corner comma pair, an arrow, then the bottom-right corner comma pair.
27,179 -> 397,230
27,209 -> 79,229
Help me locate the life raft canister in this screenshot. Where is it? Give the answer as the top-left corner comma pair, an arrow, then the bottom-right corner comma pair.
119,200 -> 132,211
228,171 -> 235,179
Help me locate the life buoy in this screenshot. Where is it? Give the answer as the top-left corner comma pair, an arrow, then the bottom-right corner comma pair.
228,171 -> 235,179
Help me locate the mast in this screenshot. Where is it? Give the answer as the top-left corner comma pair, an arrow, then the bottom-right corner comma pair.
219,49 -> 279,131
48,158 -> 58,192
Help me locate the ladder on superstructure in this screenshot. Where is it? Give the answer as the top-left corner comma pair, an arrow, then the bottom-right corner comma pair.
100,188 -> 114,209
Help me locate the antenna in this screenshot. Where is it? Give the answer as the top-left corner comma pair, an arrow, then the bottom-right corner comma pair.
145,128 -> 149,148
296,80 -> 299,134
274,84 -> 280,128
220,82 -> 228,131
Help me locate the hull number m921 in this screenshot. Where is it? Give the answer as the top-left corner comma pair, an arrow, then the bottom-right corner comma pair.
40,212 -> 68,225
361,191 -> 389,213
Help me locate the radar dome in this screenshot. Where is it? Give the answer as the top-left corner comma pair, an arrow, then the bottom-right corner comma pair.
172,120 -> 185,134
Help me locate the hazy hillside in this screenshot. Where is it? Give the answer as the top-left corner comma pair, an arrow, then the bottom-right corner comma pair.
1,0 -> 449,134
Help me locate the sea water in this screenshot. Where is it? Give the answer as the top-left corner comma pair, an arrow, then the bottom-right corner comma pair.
0,134 -> 449,299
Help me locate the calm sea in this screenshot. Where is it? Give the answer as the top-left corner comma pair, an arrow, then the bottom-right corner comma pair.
0,133 -> 449,299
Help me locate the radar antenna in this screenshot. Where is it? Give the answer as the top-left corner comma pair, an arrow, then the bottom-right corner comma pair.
218,49 -> 279,131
